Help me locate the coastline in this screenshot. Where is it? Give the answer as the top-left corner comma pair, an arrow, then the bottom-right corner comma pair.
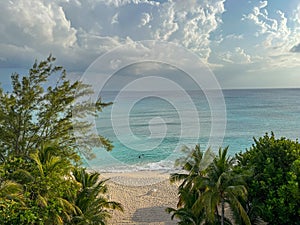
101,171 -> 179,225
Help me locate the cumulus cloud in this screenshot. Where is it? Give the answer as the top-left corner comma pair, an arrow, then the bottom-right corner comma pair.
2,0 -> 77,46
0,0 -> 83,70
213,0 -> 300,73
291,4 -> 300,45
0,0 -> 226,71
99,0 -> 160,7
139,12 -> 152,27
239,1 -> 300,70
243,2 -> 292,49
153,2 -> 179,41
218,47 -> 252,65
244,2 -> 279,36
2,0 -> 300,89
153,0 -> 226,62
235,47 -> 252,63
259,1 -> 268,9
0,0 -> 139,70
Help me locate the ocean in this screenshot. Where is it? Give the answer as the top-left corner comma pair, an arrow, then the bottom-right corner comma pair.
85,88 -> 300,172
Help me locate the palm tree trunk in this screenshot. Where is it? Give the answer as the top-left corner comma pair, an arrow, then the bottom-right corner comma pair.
221,198 -> 225,225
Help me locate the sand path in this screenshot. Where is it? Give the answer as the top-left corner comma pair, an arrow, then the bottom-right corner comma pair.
102,171 -> 179,225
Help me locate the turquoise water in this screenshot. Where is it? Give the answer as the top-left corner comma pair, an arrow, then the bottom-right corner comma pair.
86,88 -> 300,172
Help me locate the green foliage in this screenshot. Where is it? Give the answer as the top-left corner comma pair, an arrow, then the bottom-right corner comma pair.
69,168 -> 123,225
236,133 -> 300,225
0,199 -> 38,225
0,55 -> 112,161
203,147 -> 250,225
0,144 -> 77,225
167,145 -> 251,225
0,56 -> 121,224
171,134 -> 300,225
167,145 -> 206,225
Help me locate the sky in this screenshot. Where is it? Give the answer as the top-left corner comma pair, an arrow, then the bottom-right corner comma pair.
1,0 -> 300,89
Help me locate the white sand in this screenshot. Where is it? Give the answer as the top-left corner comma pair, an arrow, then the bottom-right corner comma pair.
102,171 -> 240,225
102,171 -> 179,225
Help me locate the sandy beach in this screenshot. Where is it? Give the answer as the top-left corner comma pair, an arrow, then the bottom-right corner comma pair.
102,171 -> 179,225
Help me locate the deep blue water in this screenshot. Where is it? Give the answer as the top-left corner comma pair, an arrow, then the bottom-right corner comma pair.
85,88 -> 300,172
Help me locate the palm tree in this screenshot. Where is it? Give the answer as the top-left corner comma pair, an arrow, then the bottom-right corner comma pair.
195,147 -> 251,225
30,145 -> 78,224
70,168 -> 123,225
0,178 -> 26,224
10,145 -> 78,224
170,145 -> 207,188
168,145 -> 251,225
0,179 -> 23,202
167,145 -> 208,225
166,187 -> 204,225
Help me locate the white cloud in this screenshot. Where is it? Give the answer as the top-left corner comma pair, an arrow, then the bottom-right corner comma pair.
111,13 -> 119,24
259,1 -> 268,9
0,0 -> 126,70
240,1 -> 300,70
7,0 -> 77,47
294,4 -> 300,26
235,47 -> 252,63
2,0 -> 300,89
218,47 -> 252,65
288,4 -> 300,48
0,0 -> 226,71
153,0 -> 226,62
244,7 -> 277,35
225,34 -> 244,40
244,4 -> 291,48
99,0 -> 159,7
153,2 -> 179,41
139,12 -> 152,27
0,0 -> 84,70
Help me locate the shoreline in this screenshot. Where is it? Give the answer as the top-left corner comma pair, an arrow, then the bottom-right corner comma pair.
101,170 -> 173,186
101,171 -> 179,225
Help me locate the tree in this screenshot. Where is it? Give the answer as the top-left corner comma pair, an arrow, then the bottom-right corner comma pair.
0,176 -> 23,203
236,133 -> 300,225
198,147 -> 251,225
1,143 -> 124,225
69,168 -> 123,225
0,55 -> 112,162
168,145 -> 251,225
0,178 -> 25,223
0,56 -> 122,224
166,187 -> 204,225
167,145 -> 208,225
2,144 -> 78,224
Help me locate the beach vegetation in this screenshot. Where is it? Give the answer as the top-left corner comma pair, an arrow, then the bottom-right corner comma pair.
0,56 -> 121,224
166,145 -> 207,225
236,133 -> 300,225
167,145 -> 251,225
0,55 -> 112,162
68,168 -> 123,225
169,134 -> 300,225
